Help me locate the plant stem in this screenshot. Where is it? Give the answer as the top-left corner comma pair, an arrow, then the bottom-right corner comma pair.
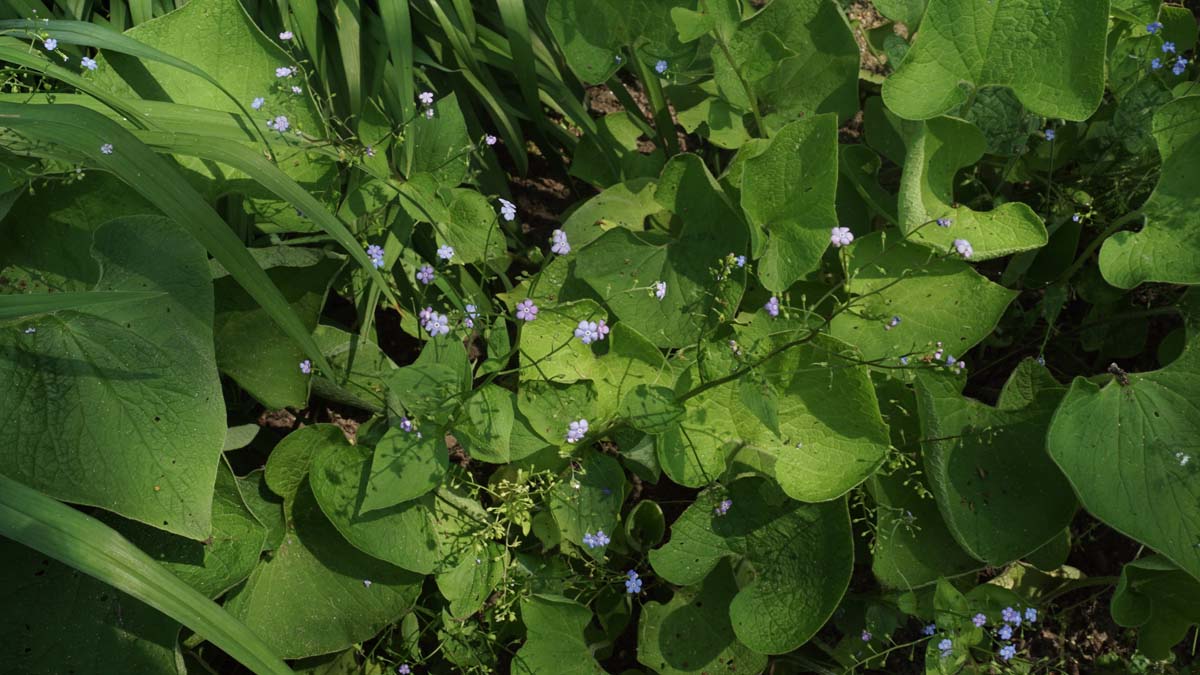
1056,209 -> 1144,283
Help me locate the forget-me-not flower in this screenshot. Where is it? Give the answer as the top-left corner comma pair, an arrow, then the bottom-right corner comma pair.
625,570 -> 642,594
938,638 -> 953,657
1147,21 -> 1163,34
550,229 -> 570,255
299,359 -> 312,374
765,296 -> 780,317
484,134 -> 497,146
1152,57 -> 1164,70
516,298 -> 539,322
418,91 -> 434,106
268,115 -> 290,132
437,245 -> 454,261
43,38 -> 57,51
416,264 -> 435,285
972,613 -> 987,627
1173,57 -> 1188,76
953,238 -> 974,259
251,97 -> 265,110
654,280 -> 667,300
999,644 -> 1016,661
280,31 -> 294,40
830,226 -> 854,247
423,311 -> 450,336
1163,41 -> 1177,53
366,244 -> 385,268
275,66 -> 294,78
655,60 -> 668,74
937,217 -> 953,227
100,143 -> 114,155
566,418 -> 589,443
714,499 -> 732,516
80,56 -> 97,71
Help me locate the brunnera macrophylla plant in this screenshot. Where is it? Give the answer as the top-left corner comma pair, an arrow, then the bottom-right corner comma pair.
1,0 -> 1200,673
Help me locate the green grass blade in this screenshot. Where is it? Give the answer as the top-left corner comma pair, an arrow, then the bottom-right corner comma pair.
0,38 -> 147,125
333,0 -> 363,120
0,474 -> 293,675
129,0 -> 153,24
0,101 -> 334,374
377,0 -> 414,165
0,290 -> 165,320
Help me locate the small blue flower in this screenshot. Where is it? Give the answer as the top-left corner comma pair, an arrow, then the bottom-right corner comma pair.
436,245 -> 454,261
654,60 -> 668,74
575,320 -> 600,345
654,280 -> 667,301
366,244 -> 385,268
498,197 -> 517,222
1147,21 -> 1163,34
1001,607 -> 1021,625
1173,57 -> 1188,76
80,56 -> 97,71
1151,57 -> 1163,70
735,255 -> 746,267
921,624 -> 936,636
1072,213 -> 1081,222
100,143 -> 114,155
1024,607 -> 1038,623
938,638 -> 952,657
463,304 -> 478,329
595,530 -> 610,546
860,630 -> 872,642
416,264 -> 435,285
765,296 -> 780,318
275,66 -> 294,78
937,217 -> 953,228
900,356 -> 909,365
43,38 -> 57,51
566,418 -> 589,443
268,115 -> 290,132
972,613 -> 986,627
998,624 -> 1013,640
365,146 -> 375,157
399,416 -> 414,432
516,298 -> 538,322
885,315 -> 901,331
1163,41 -> 1176,54
418,91 -> 434,106
362,579 -> 372,588
291,85 -> 302,94
830,226 -> 854,247
423,311 -> 450,336
625,570 -> 642,594
1044,128 -> 1056,141
550,229 -> 570,255
251,97 -> 265,110
583,529 -> 609,548
279,30 -> 294,40
714,499 -> 732,516
953,238 -> 974,259
484,134 -> 497,146
299,359 -> 312,374
999,644 -> 1016,661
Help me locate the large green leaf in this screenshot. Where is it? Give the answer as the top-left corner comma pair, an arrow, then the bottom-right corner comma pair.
1099,96 -> 1200,288
0,216 -> 224,540
1047,291 -> 1200,582
223,479 -> 423,659
519,299 -> 608,383
576,154 -> 747,348
0,290 -> 164,319
881,0 -> 1110,121
740,115 -> 839,292
360,422 -> 448,512
1111,555 -> 1200,659
829,233 -> 1017,363
711,0 -> 859,125
213,247 -> 342,409
511,595 -> 605,675
561,178 -> 660,253
548,450 -> 627,560
637,560 -> 768,675
916,361 -> 1076,565
0,474 -> 293,675
649,478 -> 853,654
897,117 -> 1047,260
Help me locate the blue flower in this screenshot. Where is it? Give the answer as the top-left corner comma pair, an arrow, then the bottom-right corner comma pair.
362,579 -> 372,588
1163,41 -> 1176,53
625,571 -> 642,594
583,529 -> 609,548
830,226 -> 854,247
280,31 -> 294,40
566,419 -> 589,443
860,630 -> 872,642
550,229 -> 570,255
938,638 -> 952,657
1072,213 -> 1081,222
291,85 -> 302,94
80,56 -> 97,71
366,244 -> 385,268
416,264 -> 435,285
999,644 -> 1016,661
484,134 -> 497,146
575,320 -> 600,345
463,304 -> 478,329
1152,57 -> 1163,70
43,38 -> 57,51
655,60 -> 668,74
922,624 -> 936,636
1173,57 -> 1188,76
937,217 -> 953,227
1024,607 -> 1038,623
998,624 -> 1013,641
972,613 -> 986,627
399,416 -> 414,433
251,97 -> 265,110
654,280 -> 667,300
1147,21 -> 1163,34
275,66 -> 294,78
885,315 -> 901,331
418,91 -> 434,106
1001,607 -> 1021,625
498,198 -> 517,222
765,296 -> 780,317
735,255 -> 746,267
900,356 -> 909,365
436,245 -> 455,261
299,359 -> 312,374
268,115 -> 290,132
516,298 -> 538,322
100,143 -> 114,155
953,238 -> 974,259
1044,128 -> 1056,141
423,311 -> 450,336
714,499 -> 732,516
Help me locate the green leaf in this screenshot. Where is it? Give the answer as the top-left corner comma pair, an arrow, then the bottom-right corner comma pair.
561,178 -> 660,251
1099,96 -> 1200,288
0,216 -> 224,540
0,473 -> 293,675
624,499 -> 666,551
675,97 -> 750,150
406,92 -> 471,185
312,325 -> 398,413
620,384 -> 685,434
265,425 -> 346,509
576,154 -> 747,348
1047,291 -> 1200,582
543,0 -> 624,85
829,233 -> 1018,363
213,248 -> 342,409
0,289 -> 164,319
457,384 -> 518,463
649,478 -> 853,654
873,0 -> 927,26
1111,555 -> 1200,659
549,451 -> 627,560
916,360 -> 1077,565
657,376 -> 738,487
511,595 -> 605,675
519,299 -> 607,383
881,0 -> 1109,121
442,187 -> 507,265
637,561 -> 768,675
236,469 -> 286,552
360,422 -> 448,512
223,480 -> 423,659
385,361 -> 463,423
897,117 -> 1047,260
741,115 -> 839,292
712,0 -> 859,124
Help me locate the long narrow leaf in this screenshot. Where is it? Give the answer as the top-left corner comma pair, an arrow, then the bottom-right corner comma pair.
0,290 -> 165,320
377,0 -> 415,166
0,474 -> 293,675
0,101 -> 335,374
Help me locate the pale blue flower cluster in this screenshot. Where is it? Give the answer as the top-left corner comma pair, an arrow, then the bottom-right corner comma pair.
654,281 -> 667,300
582,530 -> 609,548
366,244 -> 385,268
574,319 -> 609,345
566,418 -> 589,443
